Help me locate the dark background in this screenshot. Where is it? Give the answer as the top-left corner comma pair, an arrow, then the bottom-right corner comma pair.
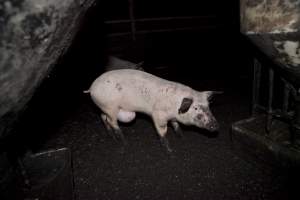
10,0 -> 254,151
5,1 -> 291,200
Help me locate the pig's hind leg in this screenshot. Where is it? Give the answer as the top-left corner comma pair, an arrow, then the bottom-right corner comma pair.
100,113 -> 117,140
103,109 -> 127,145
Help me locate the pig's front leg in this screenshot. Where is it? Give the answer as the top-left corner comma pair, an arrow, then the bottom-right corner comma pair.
170,121 -> 183,138
152,113 -> 173,153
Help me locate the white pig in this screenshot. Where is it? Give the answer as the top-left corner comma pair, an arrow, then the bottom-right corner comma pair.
85,69 -> 220,152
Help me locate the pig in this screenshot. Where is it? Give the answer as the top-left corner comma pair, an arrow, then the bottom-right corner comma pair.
85,69 -> 220,152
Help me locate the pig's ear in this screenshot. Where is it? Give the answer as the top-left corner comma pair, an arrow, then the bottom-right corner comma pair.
178,97 -> 193,114
204,91 -> 223,101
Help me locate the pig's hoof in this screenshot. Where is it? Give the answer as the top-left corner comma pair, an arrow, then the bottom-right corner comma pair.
121,139 -> 128,146
166,147 -> 173,153
119,145 -> 127,154
160,137 -> 173,153
106,129 -> 117,141
114,130 -> 127,145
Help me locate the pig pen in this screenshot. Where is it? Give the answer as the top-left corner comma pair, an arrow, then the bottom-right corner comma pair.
0,0 -> 299,199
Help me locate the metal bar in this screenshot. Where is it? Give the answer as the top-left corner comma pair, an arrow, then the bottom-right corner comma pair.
106,26 -> 218,37
17,158 -> 31,190
252,58 -> 262,115
104,16 -> 217,24
266,67 -> 274,133
281,78 -> 297,98
291,94 -> 300,145
281,78 -> 298,144
283,81 -> 290,113
128,0 -> 136,41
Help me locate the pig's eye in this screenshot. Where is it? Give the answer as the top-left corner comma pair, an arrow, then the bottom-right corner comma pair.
194,107 -> 198,110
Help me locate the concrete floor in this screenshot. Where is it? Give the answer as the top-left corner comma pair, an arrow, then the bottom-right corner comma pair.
36,76 -> 295,200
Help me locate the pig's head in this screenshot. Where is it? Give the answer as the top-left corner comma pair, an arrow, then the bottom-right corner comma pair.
177,91 -> 221,132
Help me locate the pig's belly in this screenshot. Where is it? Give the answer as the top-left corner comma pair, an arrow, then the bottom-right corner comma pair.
117,109 -> 136,123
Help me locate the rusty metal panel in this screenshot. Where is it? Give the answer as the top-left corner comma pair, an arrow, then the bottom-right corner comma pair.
241,0 -> 300,33
240,0 -> 300,86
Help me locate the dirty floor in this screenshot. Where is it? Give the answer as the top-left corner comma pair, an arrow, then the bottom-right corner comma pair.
26,76 -> 296,200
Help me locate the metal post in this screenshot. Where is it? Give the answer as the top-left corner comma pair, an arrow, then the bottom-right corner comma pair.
282,82 -> 290,114
291,94 -> 300,145
266,67 -> 274,133
17,158 -> 31,190
252,58 -> 262,115
128,0 -> 136,41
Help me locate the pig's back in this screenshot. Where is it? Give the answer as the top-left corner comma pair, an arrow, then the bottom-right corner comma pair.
89,69 -> 170,113
91,69 -> 165,92
100,69 -> 164,83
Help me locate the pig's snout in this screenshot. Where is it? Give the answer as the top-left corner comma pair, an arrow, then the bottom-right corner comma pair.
195,106 -> 219,132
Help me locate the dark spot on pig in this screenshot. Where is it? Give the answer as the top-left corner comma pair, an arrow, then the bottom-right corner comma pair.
141,87 -> 150,95
200,105 -> 210,114
178,97 -> 193,114
197,114 -> 204,120
115,83 -> 122,91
